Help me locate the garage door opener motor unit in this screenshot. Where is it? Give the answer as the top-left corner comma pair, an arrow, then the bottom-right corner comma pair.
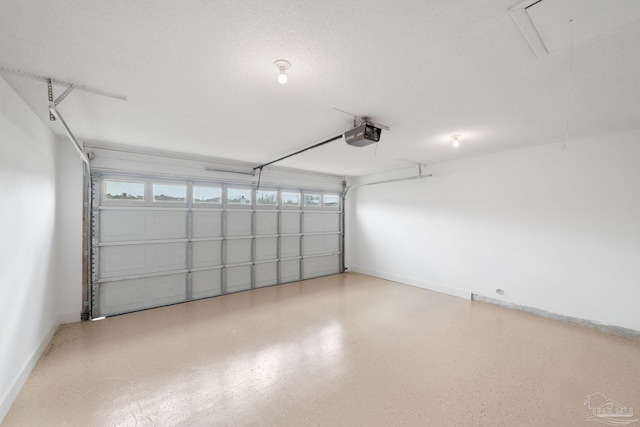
344,123 -> 382,147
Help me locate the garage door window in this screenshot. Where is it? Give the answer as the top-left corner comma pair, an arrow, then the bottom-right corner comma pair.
227,188 -> 252,205
153,184 -> 186,202
104,180 -> 145,201
194,186 -> 222,204
323,194 -> 339,207
257,190 -> 277,206
282,191 -> 300,206
304,193 -> 321,207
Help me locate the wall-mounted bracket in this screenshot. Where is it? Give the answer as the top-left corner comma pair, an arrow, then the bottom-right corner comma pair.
46,79 -> 74,119
44,81 -> 76,114
47,79 -> 55,121
0,66 -> 128,112
54,85 -> 74,106
0,66 -> 126,128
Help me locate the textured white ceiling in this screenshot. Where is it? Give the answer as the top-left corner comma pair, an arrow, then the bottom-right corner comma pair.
527,0 -> 640,53
1,0 -> 639,176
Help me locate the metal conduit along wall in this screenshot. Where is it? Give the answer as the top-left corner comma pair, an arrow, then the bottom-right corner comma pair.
91,174 -> 343,317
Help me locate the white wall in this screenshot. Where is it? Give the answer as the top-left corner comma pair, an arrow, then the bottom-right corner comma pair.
56,138 -> 83,323
0,76 -> 59,421
347,129 -> 640,331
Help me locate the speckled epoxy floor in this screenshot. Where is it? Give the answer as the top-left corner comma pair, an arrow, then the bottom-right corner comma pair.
3,273 -> 640,426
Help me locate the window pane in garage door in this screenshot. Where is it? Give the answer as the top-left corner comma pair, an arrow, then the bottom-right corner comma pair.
104,180 -> 145,201
193,186 -> 221,204
153,184 -> 186,202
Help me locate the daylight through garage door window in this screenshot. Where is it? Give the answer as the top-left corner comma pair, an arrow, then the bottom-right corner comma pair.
227,188 -> 252,205
304,193 -> 321,207
153,183 -> 186,202
257,190 -> 278,206
281,191 -> 300,206
104,180 -> 145,201
193,186 -> 222,204
323,194 -> 339,207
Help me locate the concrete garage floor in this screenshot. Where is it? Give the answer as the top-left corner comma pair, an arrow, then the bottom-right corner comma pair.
4,273 -> 640,426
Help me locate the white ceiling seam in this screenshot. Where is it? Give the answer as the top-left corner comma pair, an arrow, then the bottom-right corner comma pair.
1,1 -> 640,176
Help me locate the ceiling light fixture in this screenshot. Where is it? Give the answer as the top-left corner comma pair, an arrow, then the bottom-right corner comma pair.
451,134 -> 461,148
273,59 -> 291,84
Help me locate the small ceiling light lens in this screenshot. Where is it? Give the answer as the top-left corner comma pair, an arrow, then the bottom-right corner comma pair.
273,59 -> 291,85
452,134 -> 461,148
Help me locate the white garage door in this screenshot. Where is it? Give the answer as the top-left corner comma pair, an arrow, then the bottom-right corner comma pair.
91,175 -> 342,317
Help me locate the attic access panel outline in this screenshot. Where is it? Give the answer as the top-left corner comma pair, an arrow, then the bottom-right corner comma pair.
509,0 -> 640,59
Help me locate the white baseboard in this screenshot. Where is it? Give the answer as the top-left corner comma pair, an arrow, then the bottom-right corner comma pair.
0,321 -> 58,423
58,310 -> 80,325
348,266 -> 471,300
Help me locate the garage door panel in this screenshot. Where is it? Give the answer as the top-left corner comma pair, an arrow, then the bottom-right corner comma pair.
150,213 -> 187,237
99,273 -> 186,316
226,212 -> 252,236
192,211 -> 222,237
280,236 -> 300,258
100,242 -> 187,279
303,255 -> 340,280
303,235 -> 339,257
192,241 -> 222,268
226,266 -> 252,293
100,210 -> 187,242
226,239 -> 252,264
280,259 -> 300,283
303,212 -> 340,233
192,269 -> 222,299
255,237 -> 277,261
255,212 -> 278,235
100,211 -> 145,241
256,262 -> 277,287
280,212 -> 301,234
